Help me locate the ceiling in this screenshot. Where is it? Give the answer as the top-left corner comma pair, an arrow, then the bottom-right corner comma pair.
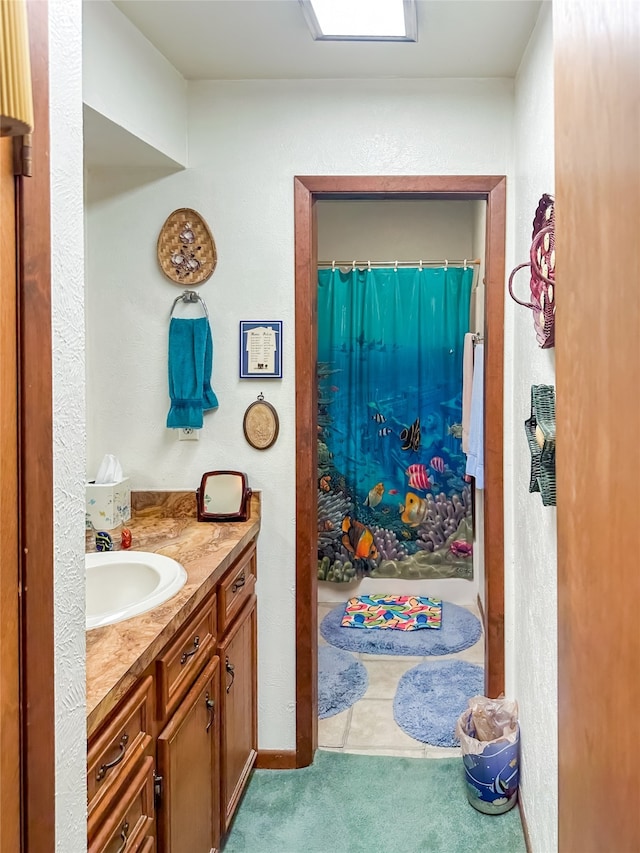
113,0 -> 542,81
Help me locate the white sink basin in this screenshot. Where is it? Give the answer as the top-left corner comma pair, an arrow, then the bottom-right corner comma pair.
86,551 -> 187,630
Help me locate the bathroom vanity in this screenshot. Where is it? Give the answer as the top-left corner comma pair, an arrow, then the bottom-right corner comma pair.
86,491 -> 260,853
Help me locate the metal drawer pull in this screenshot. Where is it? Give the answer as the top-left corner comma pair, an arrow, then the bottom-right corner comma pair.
225,658 -> 235,693
180,635 -> 200,665
231,573 -> 246,593
116,819 -> 129,853
205,692 -> 215,732
96,733 -> 129,781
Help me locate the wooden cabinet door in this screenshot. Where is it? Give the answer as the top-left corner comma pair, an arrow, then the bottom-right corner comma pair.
219,595 -> 257,832
157,657 -> 221,853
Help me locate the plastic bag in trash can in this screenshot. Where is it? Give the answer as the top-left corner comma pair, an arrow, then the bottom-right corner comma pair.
455,695 -> 519,815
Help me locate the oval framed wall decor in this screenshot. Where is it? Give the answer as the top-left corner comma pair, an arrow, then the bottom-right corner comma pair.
243,394 -> 279,450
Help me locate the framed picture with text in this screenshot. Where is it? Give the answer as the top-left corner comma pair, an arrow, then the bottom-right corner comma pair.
239,320 -> 283,379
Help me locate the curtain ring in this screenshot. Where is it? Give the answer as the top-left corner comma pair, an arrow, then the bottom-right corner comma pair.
352,260 -> 356,270
332,260 -> 335,272
464,259 -> 468,270
419,259 -> 423,270
444,259 -> 449,270
368,260 -> 371,271
394,260 -> 398,273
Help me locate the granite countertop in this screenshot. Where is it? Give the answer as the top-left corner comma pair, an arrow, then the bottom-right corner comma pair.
86,490 -> 261,737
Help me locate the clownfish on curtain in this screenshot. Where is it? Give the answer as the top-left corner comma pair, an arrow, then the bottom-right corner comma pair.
317,265 -> 474,583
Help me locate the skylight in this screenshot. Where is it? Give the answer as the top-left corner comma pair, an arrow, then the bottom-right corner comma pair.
300,0 -> 418,42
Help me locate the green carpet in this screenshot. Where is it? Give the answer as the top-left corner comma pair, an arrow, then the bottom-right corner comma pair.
223,750 -> 526,853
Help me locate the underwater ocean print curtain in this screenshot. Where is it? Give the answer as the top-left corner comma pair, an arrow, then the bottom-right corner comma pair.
317,265 -> 474,583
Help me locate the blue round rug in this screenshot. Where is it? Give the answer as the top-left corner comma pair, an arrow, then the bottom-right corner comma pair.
320,601 -> 481,656
393,660 -> 484,747
318,645 -> 368,719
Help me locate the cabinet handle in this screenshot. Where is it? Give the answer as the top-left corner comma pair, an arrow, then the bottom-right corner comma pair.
154,773 -> 163,808
95,733 -> 129,781
116,819 -> 129,853
225,658 -> 235,693
180,635 -> 200,665
205,692 -> 215,732
231,573 -> 246,593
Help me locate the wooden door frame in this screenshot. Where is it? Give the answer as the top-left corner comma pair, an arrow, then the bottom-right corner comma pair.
17,0 -> 56,847
294,175 -> 506,766
1,138 -> 21,853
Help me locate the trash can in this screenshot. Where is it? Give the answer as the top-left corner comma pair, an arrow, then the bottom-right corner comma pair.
455,696 -> 520,815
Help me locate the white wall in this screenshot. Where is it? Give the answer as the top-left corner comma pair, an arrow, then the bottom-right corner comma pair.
82,0 -> 187,166
50,1 -> 87,850
470,201 -> 486,615
507,5 -> 557,851
317,199 -> 475,260
85,77 -> 514,750
471,200 -> 486,333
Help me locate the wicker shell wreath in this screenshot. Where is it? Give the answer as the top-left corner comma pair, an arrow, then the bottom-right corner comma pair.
157,208 -> 217,286
508,194 -> 556,348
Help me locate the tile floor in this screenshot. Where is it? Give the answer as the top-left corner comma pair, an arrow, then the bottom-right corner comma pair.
318,599 -> 484,759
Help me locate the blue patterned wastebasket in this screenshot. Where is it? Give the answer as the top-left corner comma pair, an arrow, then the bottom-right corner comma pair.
457,708 -> 520,815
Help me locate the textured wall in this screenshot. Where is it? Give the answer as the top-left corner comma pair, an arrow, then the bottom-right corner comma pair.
50,0 -> 87,850
83,0 -> 187,165
509,5 -> 558,851
85,77 -> 514,749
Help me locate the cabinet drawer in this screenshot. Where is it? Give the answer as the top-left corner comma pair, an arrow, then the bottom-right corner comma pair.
156,595 -> 216,720
217,544 -> 256,635
88,755 -> 155,853
88,676 -> 154,821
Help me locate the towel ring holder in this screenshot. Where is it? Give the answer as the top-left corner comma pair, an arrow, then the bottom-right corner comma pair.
170,290 -> 209,319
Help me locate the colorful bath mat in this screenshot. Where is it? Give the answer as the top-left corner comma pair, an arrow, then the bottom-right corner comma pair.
318,645 -> 368,719
394,660 -> 485,747
341,594 -> 442,631
321,601 -> 482,656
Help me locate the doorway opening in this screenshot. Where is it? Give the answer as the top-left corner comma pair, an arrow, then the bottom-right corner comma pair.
294,176 -> 506,766
315,199 -> 484,754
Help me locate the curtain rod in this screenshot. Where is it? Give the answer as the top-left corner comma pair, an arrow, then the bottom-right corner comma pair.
317,258 -> 481,269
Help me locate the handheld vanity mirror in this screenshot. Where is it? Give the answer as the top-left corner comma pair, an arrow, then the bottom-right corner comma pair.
196,471 -> 252,522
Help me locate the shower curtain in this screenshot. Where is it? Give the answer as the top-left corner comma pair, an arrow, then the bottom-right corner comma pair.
317,265 -> 474,583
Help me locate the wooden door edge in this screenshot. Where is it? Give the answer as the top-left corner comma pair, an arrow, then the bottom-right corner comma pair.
0,135 -> 21,853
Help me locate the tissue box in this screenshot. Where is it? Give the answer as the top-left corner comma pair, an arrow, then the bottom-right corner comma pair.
86,478 -> 131,530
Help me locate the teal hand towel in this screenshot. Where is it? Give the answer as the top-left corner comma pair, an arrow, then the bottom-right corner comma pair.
202,320 -> 219,411
167,317 -> 218,429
